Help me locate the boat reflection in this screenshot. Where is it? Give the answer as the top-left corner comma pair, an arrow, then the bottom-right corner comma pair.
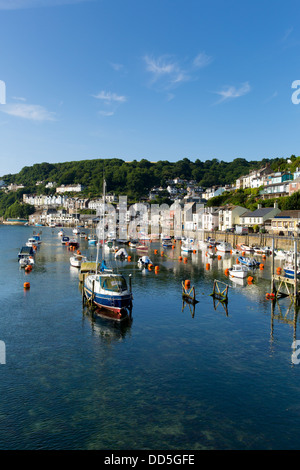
83,305 -> 133,343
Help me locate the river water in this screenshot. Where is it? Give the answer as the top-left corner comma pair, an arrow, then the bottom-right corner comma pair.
0,225 -> 300,450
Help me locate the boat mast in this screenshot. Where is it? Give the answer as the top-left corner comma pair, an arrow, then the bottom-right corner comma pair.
95,176 -> 106,274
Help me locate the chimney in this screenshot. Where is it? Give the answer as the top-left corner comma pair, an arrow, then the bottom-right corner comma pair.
274,202 -> 278,209
257,203 -> 262,209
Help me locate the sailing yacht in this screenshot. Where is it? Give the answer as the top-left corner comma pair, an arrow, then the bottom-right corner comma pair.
83,179 -> 133,320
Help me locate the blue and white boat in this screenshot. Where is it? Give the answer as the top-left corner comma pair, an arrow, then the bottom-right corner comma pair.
284,265 -> 300,279
83,179 -> 133,320
61,236 -> 70,245
238,256 -> 259,268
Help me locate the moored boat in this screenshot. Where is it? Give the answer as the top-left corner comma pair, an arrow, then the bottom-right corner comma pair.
229,264 -> 249,278
70,254 -> 87,268
216,241 -> 232,253
238,256 -> 259,268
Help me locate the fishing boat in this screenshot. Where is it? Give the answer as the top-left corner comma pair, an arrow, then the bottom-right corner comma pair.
129,239 -> 138,248
61,236 -> 70,245
32,235 -> 42,245
19,256 -> 35,268
228,264 -> 249,279
83,179 -> 133,320
162,239 -> 173,248
237,243 -> 253,252
18,246 -> 35,260
26,237 -> 37,247
115,248 -> 128,259
216,241 -> 232,253
136,244 -> 149,253
58,229 -> 64,237
137,256 -> 152,268
70,254 -> 87,268
68,239 -> 79,248
238,256 -> 259,268
284,265 -> 300,279
181,238 -> 195,253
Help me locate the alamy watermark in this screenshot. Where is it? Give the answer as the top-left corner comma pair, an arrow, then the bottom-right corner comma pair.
0,341 -> 6,365
0,80 -> 6,105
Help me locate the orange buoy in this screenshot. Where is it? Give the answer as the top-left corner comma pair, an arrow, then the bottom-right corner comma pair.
193,250 -> 196,254
236,258 -> 240,264
184,280 -> 191,289
224,268 -> 229,276
128,256 -> 132,262
247,276 -> 253,283
148,263 -> 153,270
154,249 -> 158,255
154,265 -> 159,273
242,251 -> 245,256
206,263 -> 210,270
262,255 -> 266,260
179,256 -> 183,262
183,257 -> 188,263
217,255 -> 221,260
24,282 -> 30,289
259,263 -> 264,270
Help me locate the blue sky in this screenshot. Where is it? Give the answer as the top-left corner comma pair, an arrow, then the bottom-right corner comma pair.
1,0 -> 300,175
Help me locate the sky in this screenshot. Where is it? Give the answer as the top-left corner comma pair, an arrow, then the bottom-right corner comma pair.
1,0 -> 300,175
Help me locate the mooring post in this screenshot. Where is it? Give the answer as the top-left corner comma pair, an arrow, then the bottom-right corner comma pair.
82,274 -> 85,306
294,240 -> 298,304
271,237 -> 275,294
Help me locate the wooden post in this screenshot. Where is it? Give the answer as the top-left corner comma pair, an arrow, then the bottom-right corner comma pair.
271,238 -> 275,294
82,274 -> 85,306
294,240 -> 297,303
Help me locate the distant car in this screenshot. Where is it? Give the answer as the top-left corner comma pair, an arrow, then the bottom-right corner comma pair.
225,228 -> 234,232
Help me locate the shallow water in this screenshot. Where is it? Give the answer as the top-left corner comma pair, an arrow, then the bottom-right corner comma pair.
0,225 -> 300,449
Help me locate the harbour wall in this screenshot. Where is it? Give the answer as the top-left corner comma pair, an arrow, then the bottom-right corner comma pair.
176,230 -> 299,250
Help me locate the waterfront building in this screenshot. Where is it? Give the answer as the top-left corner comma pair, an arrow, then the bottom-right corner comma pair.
239,203 -> 280,229
270,210 -> 300,236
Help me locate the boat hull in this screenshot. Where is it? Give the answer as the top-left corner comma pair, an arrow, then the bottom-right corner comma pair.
84,286 -> 132,316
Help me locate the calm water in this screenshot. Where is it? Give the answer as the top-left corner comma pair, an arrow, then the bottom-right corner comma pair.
1,225 -> 300,450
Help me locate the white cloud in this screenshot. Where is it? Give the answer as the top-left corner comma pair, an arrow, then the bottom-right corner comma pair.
144,55 -> 189,88
93,91 -> 127,103
1,103 -> 56,121
0,0 -> 90,9
193,52 -> 213,69
93,90 -> 127,117
110,63 -> 124,72
214,82 -> 251,103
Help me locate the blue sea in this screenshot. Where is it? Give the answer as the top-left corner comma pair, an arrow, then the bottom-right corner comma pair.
0,225 -> 300,450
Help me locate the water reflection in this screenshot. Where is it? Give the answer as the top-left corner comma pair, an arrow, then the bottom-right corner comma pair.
82,305 -> 133,343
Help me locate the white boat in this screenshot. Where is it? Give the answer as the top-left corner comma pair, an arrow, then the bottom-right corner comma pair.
137,256 -> 152,268
26,237 -> 37,247
229,264 -> 249,279
19,256 -> 35,267
237,243 -> 253,252
73,227 -> 81,235
70,254 -> 87,268
115,248 -> 128,259
217,241 -> 232,253
58,229 -> 64,237
284,265 -> 300,279
274,249 -> 288,258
